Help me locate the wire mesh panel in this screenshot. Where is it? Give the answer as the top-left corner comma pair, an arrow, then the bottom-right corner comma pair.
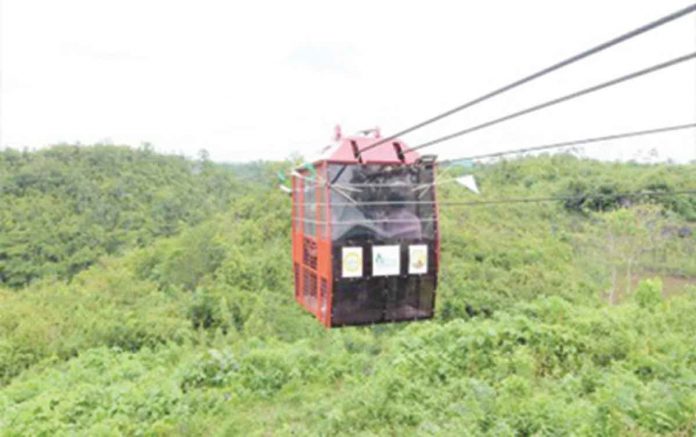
316,164 -> 328,239
329,164 -> 436,242
303,178 -> 316,237
327,163 -> 439,326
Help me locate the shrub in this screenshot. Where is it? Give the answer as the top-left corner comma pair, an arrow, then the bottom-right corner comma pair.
634,278 -> 663,309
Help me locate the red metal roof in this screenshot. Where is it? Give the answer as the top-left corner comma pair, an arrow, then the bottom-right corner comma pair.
314,127 -> 419,165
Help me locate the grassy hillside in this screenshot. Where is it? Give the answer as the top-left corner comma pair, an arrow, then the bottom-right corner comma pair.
0,148 -> 694,435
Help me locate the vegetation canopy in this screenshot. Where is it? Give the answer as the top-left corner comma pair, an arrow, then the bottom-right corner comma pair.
0,145 -> 694,435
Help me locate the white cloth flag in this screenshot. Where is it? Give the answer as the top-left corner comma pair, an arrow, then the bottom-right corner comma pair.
456,175 -> 480,194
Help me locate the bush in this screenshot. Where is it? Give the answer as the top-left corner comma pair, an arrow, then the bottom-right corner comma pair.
634,278 -> 663,309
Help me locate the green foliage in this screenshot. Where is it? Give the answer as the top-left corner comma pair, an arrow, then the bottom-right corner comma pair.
634,277 -> 663,309
0,150 -> 694,435
0,145 -> 249,287
180,348 -> 239,391
3,296 -> 695,435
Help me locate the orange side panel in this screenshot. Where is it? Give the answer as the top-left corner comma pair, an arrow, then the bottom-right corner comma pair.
293,176 -> 304,305
292,164 -> 334,327
317,239 -> 331,326
317,163 -> 333,327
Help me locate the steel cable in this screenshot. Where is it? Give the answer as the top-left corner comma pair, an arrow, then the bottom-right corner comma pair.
409,53 -> 696,152
357,3 -> 696,155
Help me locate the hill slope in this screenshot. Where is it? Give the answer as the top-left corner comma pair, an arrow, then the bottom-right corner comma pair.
0,150 -> 694,435
0,145 -> 249,287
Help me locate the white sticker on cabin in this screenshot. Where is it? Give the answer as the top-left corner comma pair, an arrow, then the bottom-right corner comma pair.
372,245 -> 400,276
342,247 -> 363,278
409,245 -> 428,274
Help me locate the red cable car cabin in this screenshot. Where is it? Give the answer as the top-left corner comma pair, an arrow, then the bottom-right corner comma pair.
291,127 -> 440,327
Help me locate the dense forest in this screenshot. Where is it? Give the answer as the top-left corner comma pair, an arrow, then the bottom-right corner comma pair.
0,145 -> 261,288
0,145 -> 695,435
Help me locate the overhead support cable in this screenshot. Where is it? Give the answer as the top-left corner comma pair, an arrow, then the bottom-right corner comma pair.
358,3 -> 696,155
295,189 -> 696,208
439,122 -> 696,164
408,52 -> 696,152
436,189 -> 696,207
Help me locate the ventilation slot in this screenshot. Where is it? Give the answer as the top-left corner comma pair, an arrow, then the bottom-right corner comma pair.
302,237 -> 318,270
303,268 -> 318,310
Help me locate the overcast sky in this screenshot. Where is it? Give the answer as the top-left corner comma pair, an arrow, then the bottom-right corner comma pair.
1,0 -> 695,163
